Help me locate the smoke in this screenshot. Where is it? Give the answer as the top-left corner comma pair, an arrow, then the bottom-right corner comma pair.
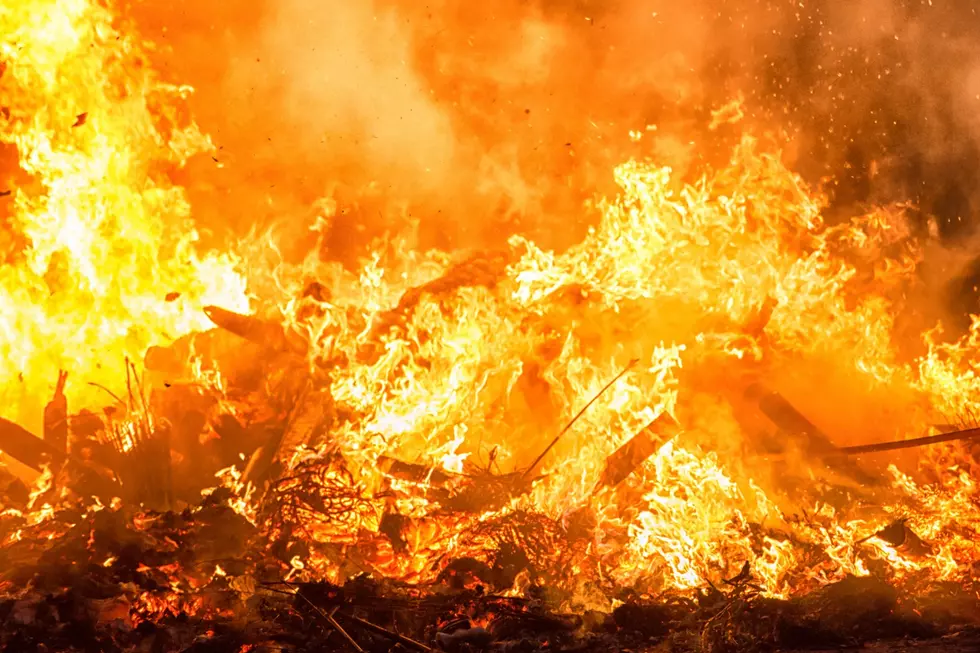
134,0 -> 728,260
133,0 -> 980,287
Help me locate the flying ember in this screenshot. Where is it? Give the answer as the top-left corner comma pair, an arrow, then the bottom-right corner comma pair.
1,0 -> 980,651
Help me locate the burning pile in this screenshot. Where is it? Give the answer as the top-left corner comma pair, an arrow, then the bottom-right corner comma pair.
2,0 -> 980,651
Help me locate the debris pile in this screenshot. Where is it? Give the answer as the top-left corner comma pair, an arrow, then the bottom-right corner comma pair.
1,488 -> 978,652
0,308 -> 979,653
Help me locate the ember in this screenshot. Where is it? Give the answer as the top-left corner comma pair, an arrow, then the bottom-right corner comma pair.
3,0 -> 980,652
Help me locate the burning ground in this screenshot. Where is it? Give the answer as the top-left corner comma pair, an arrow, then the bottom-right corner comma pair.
3,0 -> 980,651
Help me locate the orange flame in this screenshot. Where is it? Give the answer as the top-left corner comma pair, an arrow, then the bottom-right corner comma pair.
6,0 -> 980,609
0,0 -> 247,429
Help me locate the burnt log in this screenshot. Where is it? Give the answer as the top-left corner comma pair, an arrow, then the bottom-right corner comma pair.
0,417 -> 67,471
745,383 -> 881,486
358,251 -> 514,362
387,251 -> 512,318
203,305 -> 306,357
596,413 -> 681,490
241,442 -> 279,489
0,417 -> 124,500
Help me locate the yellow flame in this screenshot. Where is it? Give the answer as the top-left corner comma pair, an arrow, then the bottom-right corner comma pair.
7,2 -> 980,605
0,0 -> 247,428
266,128 -> 980,597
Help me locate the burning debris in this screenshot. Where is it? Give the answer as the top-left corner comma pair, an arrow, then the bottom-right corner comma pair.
4,1 -> 980,652
2,208 -> 980,652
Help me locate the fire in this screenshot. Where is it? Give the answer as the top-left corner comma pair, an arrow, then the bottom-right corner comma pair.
0,0 -> 247,429
266,133 -> 980,600
4,0 -> 980,621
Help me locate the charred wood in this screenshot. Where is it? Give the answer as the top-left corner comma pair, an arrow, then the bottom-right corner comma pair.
337,613 -> 433,652
375,251 -> 512,329
0,416 -> 67,471
436,472 -> 539,513
0,415 -> 124,501
242,442 -> 279,489
211,413 -> 274,473
274,382 -> 334,464
42,370 -> 68,454
356,251 -> 514,363
595,412 -> 681,490
203,305 -> 307,357
858,518 -> 932,557
745,383 -> 882,486
837,426 -> 980,456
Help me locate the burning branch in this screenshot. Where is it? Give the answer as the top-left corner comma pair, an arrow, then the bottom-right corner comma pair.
836,426 -> 980,456
522,358 -> 640,479
745,383 -> 882,486
203,305 -> 307,357
0,417 -> 67,472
